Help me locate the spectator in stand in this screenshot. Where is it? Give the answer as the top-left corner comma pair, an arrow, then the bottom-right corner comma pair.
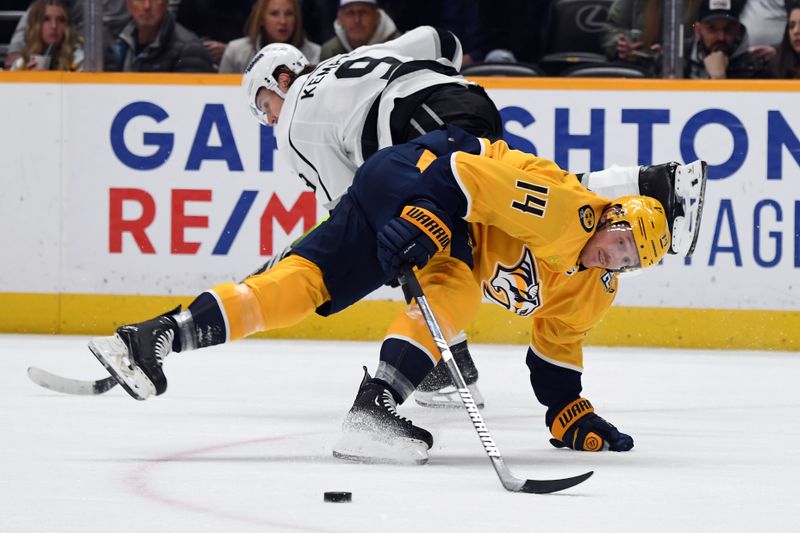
602,0 -> 667,64
740,0 -> 787,58
219,0 -> 319,73
771,0 -> 800,76
10,0 -> 84,71
686,0 -> 772,78
176,0 -> 254,66
319,0 -> 400,61
601,0 -> 708,70
4,0 -> 130,70
115,0 -> 213,72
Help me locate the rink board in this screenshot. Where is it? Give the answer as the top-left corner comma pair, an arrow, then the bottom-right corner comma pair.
1,72 -> 799,349
0,291 -> 797,351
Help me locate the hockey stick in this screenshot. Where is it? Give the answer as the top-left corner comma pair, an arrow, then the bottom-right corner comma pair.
398,265 -> 593,494
25,238 -> 309,397
27,366 -> 118,395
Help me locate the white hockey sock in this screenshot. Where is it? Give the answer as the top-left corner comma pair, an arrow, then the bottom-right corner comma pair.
375,361 -> 417,403
172,308 -> 196,352
581,165 -> 641,199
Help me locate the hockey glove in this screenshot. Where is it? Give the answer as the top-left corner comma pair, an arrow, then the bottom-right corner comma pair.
548,397 -> 634,452
376,200 -> 452,279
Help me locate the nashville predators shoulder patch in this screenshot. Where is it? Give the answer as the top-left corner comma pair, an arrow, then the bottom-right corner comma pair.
578,205 -> 595,233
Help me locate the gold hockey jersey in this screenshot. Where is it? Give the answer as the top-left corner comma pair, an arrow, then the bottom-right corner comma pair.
442,139 -> 618,371
218,134 -> 620,376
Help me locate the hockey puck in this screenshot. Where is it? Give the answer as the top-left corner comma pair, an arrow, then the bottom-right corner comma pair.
323,491 -> 352,503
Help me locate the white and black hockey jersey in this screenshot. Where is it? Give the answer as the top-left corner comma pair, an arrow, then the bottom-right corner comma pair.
274,26 -> 469,210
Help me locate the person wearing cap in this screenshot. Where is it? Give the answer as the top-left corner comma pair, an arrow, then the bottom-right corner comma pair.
87,124 -> 690,464
318,0 -> 401,61
687,0 -> 773,78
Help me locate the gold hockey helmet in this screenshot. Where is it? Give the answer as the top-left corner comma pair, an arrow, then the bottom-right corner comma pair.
603,196 -> 670,269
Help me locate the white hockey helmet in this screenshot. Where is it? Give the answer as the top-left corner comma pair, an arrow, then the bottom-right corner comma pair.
242,43 -> 309,125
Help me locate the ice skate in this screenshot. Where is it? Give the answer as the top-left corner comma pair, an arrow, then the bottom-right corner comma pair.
333,367 -> 433,465
414,340 -> 484,409
639,160 -> 708,256
87,308 -> 179,401
670,160 -> 707,256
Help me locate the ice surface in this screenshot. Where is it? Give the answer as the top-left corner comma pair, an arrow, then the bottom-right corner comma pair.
2,334 -> 799,532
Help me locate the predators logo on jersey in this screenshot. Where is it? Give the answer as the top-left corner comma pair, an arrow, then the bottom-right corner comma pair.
483,247 -> 542,317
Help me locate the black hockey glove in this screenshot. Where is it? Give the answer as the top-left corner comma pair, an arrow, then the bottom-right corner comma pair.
548,398 -> 634,452
376,199 -> 452,280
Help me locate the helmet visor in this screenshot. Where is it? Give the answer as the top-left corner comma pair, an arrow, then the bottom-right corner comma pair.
249,103 -> 270,127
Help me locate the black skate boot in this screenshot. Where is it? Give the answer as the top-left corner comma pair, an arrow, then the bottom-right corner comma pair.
333,367 -> 433,465
88,307 -> 180,400
415,340 -> 484,409
638,160 -> 708,256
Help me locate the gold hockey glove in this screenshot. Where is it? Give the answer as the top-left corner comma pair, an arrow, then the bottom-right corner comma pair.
549,397 -> 634,452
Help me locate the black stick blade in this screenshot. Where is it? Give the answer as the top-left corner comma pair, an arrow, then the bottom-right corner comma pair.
518,471 -> 594,494
92,376 -> 119,394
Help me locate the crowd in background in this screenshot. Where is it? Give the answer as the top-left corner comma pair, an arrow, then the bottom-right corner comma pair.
0,0 -> 798,78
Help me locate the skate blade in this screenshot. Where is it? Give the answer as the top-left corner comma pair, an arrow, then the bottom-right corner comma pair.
332,431 -> 429,465
672,160 -> 708,256
414,382 -> 485,409
88,335 -> 156,401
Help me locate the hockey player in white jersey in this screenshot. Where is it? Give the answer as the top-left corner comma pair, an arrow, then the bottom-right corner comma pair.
244,26 -> 503,210
241,26 -> 708,409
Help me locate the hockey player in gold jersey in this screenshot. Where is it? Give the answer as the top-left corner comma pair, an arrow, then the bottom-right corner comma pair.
242,28 -> 706,412
89,125 -> 685,465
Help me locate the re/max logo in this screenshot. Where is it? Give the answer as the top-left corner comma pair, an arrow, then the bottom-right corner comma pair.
109,188 -> 316,256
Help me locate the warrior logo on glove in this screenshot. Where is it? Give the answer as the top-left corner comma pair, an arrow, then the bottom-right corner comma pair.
548,397 -> 634,452
552,399 -> 596,440
400,205 -> 452,251
376,200 -> 455,278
